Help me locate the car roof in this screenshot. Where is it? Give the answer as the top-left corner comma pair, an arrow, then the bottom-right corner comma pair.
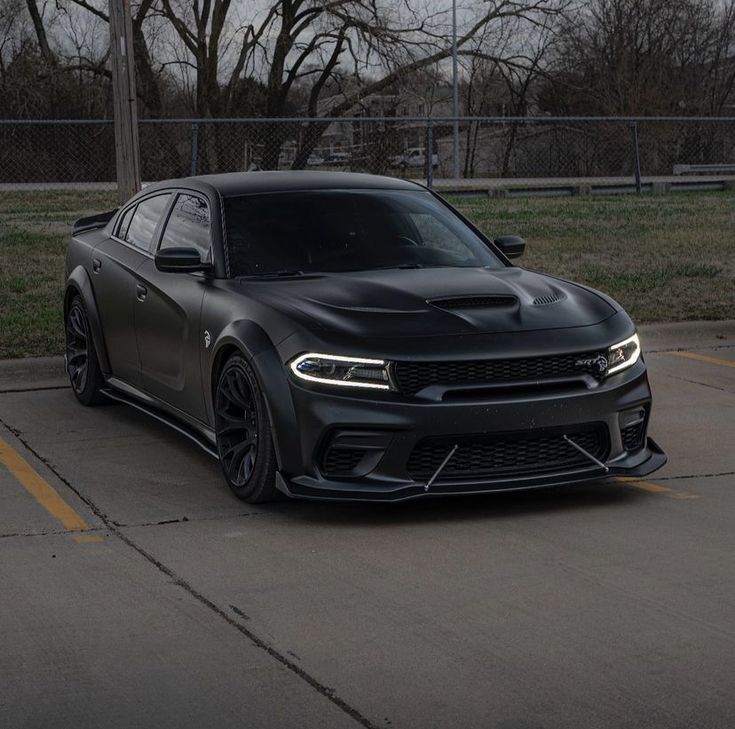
144,171 -> 425,197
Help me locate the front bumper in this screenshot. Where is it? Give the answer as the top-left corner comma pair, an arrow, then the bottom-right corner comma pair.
276,438 -> 666,501
273,360 -> 667,502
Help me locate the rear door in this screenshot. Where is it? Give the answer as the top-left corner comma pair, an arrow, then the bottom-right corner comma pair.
135,192 -> 211,422
93,193 -> 171,386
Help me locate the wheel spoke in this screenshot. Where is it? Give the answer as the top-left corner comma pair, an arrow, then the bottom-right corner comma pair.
67,349 -> 87,366
217,422 -> 250,437
65,303 -> 90,395
238,449 -> 256,482
216,364 -> 260,488
224,436 -> 255,467
70,361 -> 88,392
225,438 -> 256,481
225,371 -> 251,411
69,308 -> 86,340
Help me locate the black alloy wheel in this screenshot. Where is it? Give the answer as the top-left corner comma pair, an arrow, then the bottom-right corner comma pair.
214,355 -> 278,502
65,296 -> 105,405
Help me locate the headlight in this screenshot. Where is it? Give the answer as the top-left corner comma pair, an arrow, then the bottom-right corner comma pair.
289,353 -> 393,390
607,333 -> 641,375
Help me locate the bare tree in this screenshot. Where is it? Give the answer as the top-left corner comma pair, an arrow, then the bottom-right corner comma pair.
541,0 -> 735,115
154,0 -> 569,165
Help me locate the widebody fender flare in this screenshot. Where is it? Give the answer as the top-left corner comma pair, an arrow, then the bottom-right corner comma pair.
64,266 -> 111,375
208,321 -> 300,473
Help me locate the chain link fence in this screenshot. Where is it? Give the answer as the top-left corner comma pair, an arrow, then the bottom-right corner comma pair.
2,117 -> 735,191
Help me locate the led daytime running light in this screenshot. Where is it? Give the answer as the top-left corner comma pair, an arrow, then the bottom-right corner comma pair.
290,353 -> 392,390
607,333 -> 641,375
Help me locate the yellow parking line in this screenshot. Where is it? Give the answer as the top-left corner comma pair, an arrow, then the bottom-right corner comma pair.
669,351 -> 735,369
73,534 -> 105,544
0,436 -> 101,541
615,476 -> 699,499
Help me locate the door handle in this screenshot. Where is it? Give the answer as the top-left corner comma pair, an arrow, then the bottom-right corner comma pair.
92,258 -> 101,273
136,284 -> 147,302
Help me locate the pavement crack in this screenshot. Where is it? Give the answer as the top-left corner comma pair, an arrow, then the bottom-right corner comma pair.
0,413 -> 380,729
658,372 -> 732,393
113,530 -> 381,729
656,470 -> 735,481
0,385 -> 70,394
115,511 -> 264,529
0,527 -> 104,540
646,343 -> 735,353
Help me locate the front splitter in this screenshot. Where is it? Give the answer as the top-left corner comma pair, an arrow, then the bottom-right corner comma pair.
275,438 -> 667,502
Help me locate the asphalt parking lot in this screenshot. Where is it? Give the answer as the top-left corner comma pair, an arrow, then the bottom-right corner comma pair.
1,320 -> 734,729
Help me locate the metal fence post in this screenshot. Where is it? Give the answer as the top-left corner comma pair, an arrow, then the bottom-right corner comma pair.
190,122 -> 199,175
630,122 -> 642,193
425,120 -> 434,189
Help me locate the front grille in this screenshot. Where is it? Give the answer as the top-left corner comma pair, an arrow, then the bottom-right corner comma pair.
621,422 -> 645,451
393,352 -> 606,396
407,427 -> 609,482
322,447 -> 365,476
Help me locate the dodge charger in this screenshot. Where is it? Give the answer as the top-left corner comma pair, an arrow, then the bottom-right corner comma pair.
64,172 -> 666,502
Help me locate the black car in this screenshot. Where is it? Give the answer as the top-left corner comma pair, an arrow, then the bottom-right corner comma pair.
64,172 -> 666,502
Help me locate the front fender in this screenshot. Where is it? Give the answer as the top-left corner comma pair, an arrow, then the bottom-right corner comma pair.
207,320 -> 300,473
65,266 -> 111,375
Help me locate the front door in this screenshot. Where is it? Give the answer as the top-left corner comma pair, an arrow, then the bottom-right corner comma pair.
135,193 -> 212,422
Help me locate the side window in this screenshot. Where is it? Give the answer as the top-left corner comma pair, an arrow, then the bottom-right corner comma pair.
116,205 -> 135,240
125,194 -> 171,252
159,194 -> 211,258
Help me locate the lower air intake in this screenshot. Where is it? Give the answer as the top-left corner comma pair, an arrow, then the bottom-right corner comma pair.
407,426 -> 609,482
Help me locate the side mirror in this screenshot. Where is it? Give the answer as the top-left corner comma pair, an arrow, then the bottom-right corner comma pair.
155,247 -> 212,273
494,235 -> 526,259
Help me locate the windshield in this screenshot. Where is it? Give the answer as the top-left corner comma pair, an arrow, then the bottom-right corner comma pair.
223,189 -> 502,276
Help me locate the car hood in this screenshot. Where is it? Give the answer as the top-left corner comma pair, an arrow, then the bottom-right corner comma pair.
242,267 -> 617,338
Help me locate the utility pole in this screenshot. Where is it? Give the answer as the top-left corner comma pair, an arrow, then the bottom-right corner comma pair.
451,0 -> 460,180
109,0 -> 141,204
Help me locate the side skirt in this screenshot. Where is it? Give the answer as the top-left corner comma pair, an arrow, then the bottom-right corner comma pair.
101,383 -> 219,460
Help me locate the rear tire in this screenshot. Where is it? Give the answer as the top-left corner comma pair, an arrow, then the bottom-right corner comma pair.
214,354 -> 279,502
65,296 -> 106,406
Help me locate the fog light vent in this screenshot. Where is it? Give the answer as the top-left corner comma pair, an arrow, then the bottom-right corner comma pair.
323,448 -> 365,476
619,407 -> 647,452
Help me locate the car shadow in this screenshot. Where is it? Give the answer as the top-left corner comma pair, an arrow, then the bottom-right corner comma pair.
96,398 -> 649,527
260,478 -> 647,528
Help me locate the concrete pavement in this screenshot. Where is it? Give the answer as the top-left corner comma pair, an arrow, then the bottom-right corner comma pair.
1,320 -> 734,728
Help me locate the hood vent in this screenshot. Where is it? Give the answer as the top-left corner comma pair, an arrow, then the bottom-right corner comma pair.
429,295 -> 518,310
532,293 -> 564,306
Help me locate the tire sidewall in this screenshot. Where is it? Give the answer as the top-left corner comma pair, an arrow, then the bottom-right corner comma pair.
215,355 -> 277,501
66,295 -> 104,405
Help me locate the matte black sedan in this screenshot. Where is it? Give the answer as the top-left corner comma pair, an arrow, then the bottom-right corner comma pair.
64,172 -> 666,502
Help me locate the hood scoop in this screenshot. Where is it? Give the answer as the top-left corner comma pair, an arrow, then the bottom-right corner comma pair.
428,295 -> 518,311
532,292 -> 565,306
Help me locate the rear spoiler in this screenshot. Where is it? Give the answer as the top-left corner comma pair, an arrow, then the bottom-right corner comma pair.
72,208 -> 118,236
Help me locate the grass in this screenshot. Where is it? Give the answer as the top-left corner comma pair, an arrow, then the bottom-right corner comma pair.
452,192 -> 735,324
0,191 -> 117,359
0,189 -> 733,359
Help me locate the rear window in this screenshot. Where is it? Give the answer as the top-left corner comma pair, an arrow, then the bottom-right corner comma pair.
223,189 -> 501,277
125,194 -> 171,251
116,206 -> 135,240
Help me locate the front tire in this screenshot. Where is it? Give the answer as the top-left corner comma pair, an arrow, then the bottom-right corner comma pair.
214,354 -> 279,502
65,296 -> 105,405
